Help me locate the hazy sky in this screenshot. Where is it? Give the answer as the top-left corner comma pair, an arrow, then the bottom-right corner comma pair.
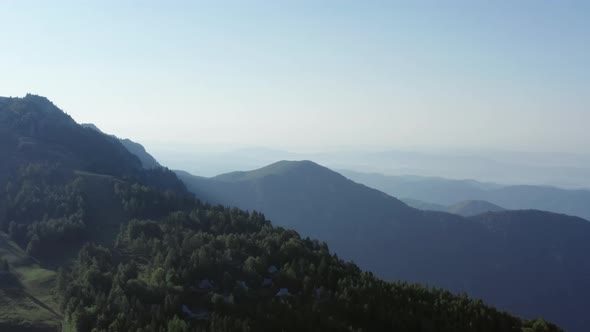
1,1 -> 589,153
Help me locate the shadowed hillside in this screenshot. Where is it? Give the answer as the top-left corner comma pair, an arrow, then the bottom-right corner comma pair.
179,161 -> 590,332
81,123 -> 161,169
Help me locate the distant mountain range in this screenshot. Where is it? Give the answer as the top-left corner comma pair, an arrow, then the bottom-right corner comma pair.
178,161 -> 590,332
158,147 -> 590,188
403,199 -> 506,217
341,170 -> 590,221
446,200 -> 506,216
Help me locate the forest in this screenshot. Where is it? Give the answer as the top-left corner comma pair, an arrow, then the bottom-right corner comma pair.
0,95 -> 564,332
0,161 -> 561,331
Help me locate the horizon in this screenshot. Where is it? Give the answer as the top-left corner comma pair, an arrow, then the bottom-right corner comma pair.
5,92 -> 590,189
1,1 -> 589,154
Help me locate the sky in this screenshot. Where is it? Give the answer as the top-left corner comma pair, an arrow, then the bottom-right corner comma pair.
1,0 -> 589,154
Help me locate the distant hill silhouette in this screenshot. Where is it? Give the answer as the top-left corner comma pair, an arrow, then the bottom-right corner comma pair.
341,170 -> 590,221
447,200 -> 506,217
401,198 -> 448,212
403,199 -> 506,217
178,161 -> 590,332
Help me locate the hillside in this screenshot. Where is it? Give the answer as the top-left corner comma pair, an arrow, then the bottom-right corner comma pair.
0,95 -> 187,331
0,96 -> 564,330
178,161 -> 590,332
0,95 -> 185,257
0,95 -> 141,181
402,199 -> 506,217
81,123 -> 161,169
340,170 -> 590,221
447,200 -> 506,217
401,198 -> 448,212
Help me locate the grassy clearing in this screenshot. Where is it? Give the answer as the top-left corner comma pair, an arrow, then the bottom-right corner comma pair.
0,233 -> 61,331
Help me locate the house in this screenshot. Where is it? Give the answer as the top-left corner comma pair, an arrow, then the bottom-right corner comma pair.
314,287 -> 322,299
193,309 -> 210,321
314,287 -> 329,302
275,288 -> 290,297
182,305 -> 194,317
198,279 -> 213,289
223,294 -> 234,304
238,280 -> 249,290
182,305 -> 209,320
261,278 -> 273,287
267,265 -> 279,274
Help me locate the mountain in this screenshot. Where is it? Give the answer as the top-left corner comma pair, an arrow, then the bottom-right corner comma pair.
164,147 -> 590,188
401,198 -> 448,211
178,161 -> 590,332
81,123 -> 161,169
341,170 -> 590,221
119,138 -> 160,169
0,96 -> 562,330
401,198 -> 506,217
0,95 -> 186,330
0,95 -> 142,184
446,200 -> 505,217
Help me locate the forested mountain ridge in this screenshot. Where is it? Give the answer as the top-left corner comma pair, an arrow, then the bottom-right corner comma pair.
0,95 -> 186,260
81,123 -> 161,169
0,96 -> 564,331
0,95 -> 140,180
178,161 -> 590,332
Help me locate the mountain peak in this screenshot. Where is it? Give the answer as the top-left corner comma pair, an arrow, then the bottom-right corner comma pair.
263,160 -> 326,173
0,94 -> 72,128
447,200 -> 506,217
21,94 -> 63,114
81,123 -> 104,134
23,93 -> 52,103
212,160 -> 334,182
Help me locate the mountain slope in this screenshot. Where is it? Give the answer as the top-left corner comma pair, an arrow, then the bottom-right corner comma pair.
0,96 -> 563,331
341,170 -> 590,221
401,198 -> 448,211
179,161 -> 478,279
402,198 -> 506,217
447,200 -> 506,217
178,161 -> 590,332
0,95 -> 186,256
81,123 -> 161,169
0,95 -> 189,331
0,95 -> 144,180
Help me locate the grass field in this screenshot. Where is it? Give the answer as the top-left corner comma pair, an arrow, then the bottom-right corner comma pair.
0,232 -> 61,332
